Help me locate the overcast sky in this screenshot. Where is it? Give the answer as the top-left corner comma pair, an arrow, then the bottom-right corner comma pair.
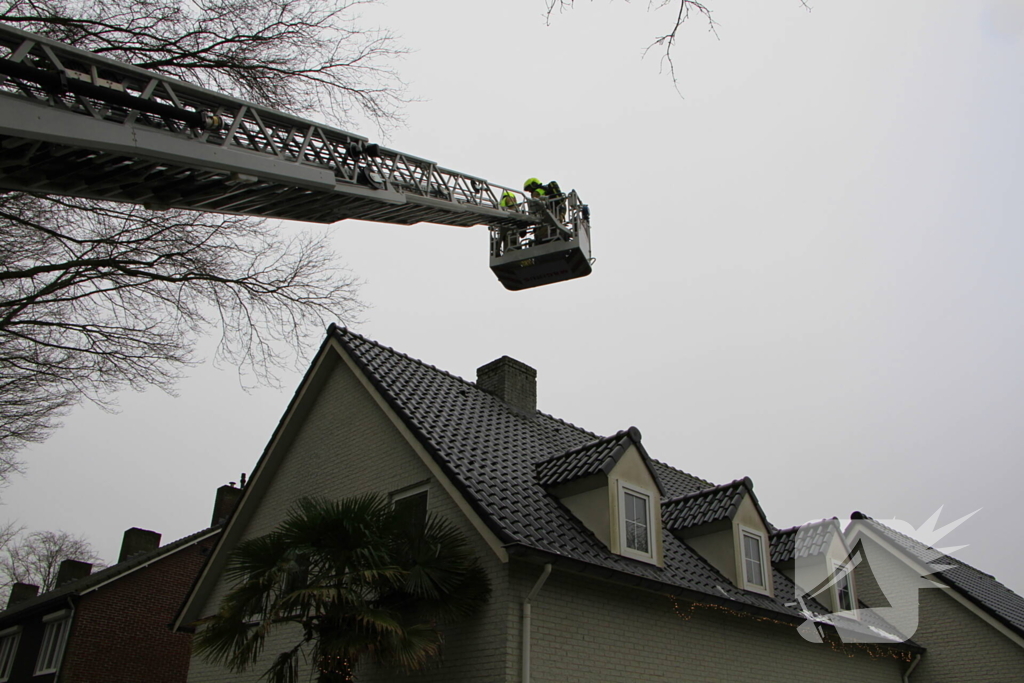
6,0 -> 1024,598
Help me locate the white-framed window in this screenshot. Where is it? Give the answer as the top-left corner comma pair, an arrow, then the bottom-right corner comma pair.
0,626 -> 21,682
34,609 -> 71,675
617,482 -> 655,562
831,558 -> 856,614
739,526 -> 771,595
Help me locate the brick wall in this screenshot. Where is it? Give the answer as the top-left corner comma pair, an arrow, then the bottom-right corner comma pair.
59,534 -> 217,683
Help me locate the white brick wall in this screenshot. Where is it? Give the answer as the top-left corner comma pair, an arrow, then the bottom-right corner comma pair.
854,535 -> 1024,682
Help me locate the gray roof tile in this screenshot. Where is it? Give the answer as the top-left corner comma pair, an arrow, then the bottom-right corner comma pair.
535,428 -> 639,487
334,328 -> 835,621
771,519 -> 841,564
853,512 -> 1024,639
662,478 -> 752,532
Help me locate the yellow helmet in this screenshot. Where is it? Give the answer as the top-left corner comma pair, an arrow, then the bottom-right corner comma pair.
524,178 -> 542,192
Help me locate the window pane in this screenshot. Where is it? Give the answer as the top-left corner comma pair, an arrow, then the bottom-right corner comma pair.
36,619 -> 68,674
743,534 -> 764,587
624,492 -> 650,553
0,634 -> 17,680
836,569 -> 853,611
393,491 -> 428,536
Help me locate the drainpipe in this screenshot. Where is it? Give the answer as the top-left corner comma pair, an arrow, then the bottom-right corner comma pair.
522,564 -> 552,683
902,653 -> 921,682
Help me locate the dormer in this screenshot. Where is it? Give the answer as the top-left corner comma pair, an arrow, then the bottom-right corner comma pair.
536,427 -> 665,566
771,518 -> 857,615
663,478 -> 775,597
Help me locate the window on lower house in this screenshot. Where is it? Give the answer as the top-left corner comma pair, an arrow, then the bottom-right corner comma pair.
0,626 -> 20,682
740,527 -> 770,595
34,610 -> 71,675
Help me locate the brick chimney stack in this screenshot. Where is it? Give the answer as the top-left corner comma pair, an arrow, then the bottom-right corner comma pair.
212,484 -> 243,527
476,356 -> 537,413
6,582 -> 38,608
55,559 -> 92,588
118,527 -> 161,563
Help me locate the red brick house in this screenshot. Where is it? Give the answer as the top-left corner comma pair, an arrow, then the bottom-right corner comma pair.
0,486 -> 238,682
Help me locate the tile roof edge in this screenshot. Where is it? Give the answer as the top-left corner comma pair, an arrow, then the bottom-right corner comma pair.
534,430 -> 626,468
771,517 -> 840,538
849,513 -> 1024,641
662,476 -> 749,506
331,327 -> 520,548
335,327 -> 601,440
649,458 -> 715,490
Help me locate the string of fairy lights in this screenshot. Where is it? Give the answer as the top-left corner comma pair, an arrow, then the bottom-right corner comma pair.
668,596 -> 915,663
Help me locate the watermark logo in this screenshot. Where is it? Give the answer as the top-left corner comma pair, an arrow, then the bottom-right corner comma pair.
790,507 -> 979,644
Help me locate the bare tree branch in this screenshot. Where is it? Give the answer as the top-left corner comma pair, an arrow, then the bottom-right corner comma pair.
0,0 -> 397,466
545,0 -> 810,86
0,528 -> 105,603
0,194 -> 364,458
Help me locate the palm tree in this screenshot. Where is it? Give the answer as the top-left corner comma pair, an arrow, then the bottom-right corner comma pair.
193,494 -> 492,682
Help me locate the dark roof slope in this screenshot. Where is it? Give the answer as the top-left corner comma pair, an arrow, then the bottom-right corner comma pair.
332,327 -> 839,622
771,518 -> 841,564
535,428 -> 639,487
0,526 -> 220,623
851,512 -> 1024,639
662,477 -> 753,532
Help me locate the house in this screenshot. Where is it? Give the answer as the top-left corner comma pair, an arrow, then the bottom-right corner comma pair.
178,326 -> 939,682
846,512 -> 1024,681
0,486 -> 239,682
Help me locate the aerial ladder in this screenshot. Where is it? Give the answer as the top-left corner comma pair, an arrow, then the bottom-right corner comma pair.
0,23 -> 592,291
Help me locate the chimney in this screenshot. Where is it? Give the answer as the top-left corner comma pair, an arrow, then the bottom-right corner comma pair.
6,582 -> 38,608
476,356 -> 537,413
55,559 -> 92,588
118,527 -> 161,563
212,484 -> 242,527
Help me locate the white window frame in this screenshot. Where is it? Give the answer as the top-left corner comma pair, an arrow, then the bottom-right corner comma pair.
830,557 -> 857,616
738,525 -> 771,595
0,626 -> 21,683
617,482 -> 656,564
34,609 -> 71,676
390,483 -> 429,505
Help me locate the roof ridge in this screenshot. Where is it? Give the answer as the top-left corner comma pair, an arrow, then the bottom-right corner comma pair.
336,327 -> 479,391
649,458 -> 715,490
535,429 -> 628,466
336,326 -> 600,441
771,517 -> 839,537
854,513 -> 979,572
662,476 -> 751,506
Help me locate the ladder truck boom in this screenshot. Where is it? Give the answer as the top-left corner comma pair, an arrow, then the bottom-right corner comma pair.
0,23 -> 592,290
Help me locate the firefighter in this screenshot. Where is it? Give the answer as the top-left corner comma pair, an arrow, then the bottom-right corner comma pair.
523,177 -> 562,200
524,178 -> 566,236
500,191 -> 519,210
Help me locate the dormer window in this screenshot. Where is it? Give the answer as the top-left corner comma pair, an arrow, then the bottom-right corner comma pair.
740,526 -> 770,595
536,428 -> 664,567
832,559 -> 856,613
619,483 -> 653,559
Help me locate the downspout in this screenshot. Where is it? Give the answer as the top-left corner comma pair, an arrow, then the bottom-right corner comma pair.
522,563 -> 552,683
902,653 -> 921,682
54,596 -> 76,683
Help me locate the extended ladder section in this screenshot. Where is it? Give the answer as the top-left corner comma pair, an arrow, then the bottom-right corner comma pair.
0,23 -> 593,290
